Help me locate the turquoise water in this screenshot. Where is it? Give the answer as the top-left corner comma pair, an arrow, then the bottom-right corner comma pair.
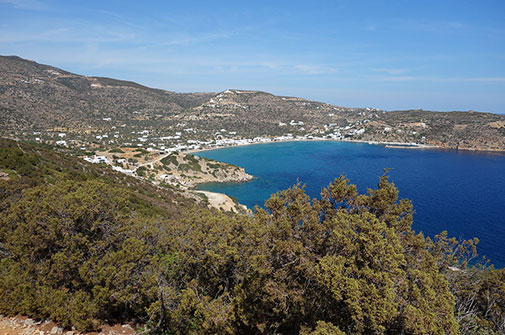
194,141 -> 505,268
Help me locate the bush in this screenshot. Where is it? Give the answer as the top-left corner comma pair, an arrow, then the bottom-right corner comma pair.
1,139 -> 504,334
160,154 -> 179,166
137,166 -> 147,176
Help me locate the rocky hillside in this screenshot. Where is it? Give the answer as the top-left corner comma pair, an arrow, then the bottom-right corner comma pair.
93,147 -> 252,188
1,55 -> 505,151
0,55 -> 213,131
179,89 -> 367,138
141,151 -> 253,188
361,109 -> 505,151
87,147 -> 252,213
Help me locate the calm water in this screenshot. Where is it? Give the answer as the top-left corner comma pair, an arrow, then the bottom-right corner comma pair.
195,141 -> 505,267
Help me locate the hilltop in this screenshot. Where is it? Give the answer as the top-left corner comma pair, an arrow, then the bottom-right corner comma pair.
0,56 -> 213,131
1,55 -> 504,152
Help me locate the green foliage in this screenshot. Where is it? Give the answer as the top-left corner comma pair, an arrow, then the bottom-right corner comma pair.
1,139 -> 504,334
137,165 -> 147,176
185,155 -> 202,172
228,176 -> 458,334
177,162 -> 201,173
0,140 -> 41,176
450,268 -> 505,335
206,162 -> 220,170
0,139 -> 195,331
108,148 -> 125,153
196,192 -> 209,203
228,195 -> 239,205
160,154 -> 179,166
300,321 -> 345,335
161,154 -> 202,172
0,178 -> 168,330
434,235 -> 505,335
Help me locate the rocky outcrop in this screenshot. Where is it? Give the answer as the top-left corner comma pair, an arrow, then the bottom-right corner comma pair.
142,152 -> 253,188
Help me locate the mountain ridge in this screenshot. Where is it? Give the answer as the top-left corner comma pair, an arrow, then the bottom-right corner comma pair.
1,55 -> 504,151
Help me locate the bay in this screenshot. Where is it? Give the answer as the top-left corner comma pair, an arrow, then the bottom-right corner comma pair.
194,141 -> 505,267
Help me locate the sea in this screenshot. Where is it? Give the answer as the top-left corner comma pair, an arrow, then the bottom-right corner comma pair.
194,141 -> 505,268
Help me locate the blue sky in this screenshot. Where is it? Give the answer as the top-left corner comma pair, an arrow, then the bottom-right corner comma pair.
1,0 -> 504,113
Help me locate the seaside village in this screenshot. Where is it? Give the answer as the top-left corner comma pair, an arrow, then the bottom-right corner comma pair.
76,117 -> 387,185
39,108 -> 423,190
17,91 -> 423,189
80,126 -> 341,188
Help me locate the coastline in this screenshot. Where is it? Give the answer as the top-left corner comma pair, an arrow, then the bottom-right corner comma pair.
95,137 -> 505,213
183,138 -> 505,212
184,138 -> 440,155
184,138 -> 429,213
185,137 -> 505,155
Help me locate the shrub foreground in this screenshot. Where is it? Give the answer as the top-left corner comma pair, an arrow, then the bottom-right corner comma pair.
0,139 -> 504,334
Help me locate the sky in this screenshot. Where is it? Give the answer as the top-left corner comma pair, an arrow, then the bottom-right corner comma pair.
1,0 -> 504,113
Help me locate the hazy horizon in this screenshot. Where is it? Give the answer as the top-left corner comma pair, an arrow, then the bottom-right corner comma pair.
1,0 -> 504,114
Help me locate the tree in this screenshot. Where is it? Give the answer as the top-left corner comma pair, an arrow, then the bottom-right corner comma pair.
232,176 -> 458,334
2,139 -> 504,334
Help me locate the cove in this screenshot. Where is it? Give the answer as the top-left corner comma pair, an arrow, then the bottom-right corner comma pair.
194,141 -> 505,268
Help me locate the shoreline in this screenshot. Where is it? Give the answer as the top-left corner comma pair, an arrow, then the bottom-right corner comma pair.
183,138 -> 505,212
184,138 -> 433,212
185,138 -> 441,155
185,137 -> 505,155
92,137 -> 505,213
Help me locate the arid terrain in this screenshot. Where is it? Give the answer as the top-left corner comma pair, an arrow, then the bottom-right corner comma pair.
1,55 -> 504,152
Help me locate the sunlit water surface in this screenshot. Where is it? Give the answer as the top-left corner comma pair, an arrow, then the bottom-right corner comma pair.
195,141 -> 505,267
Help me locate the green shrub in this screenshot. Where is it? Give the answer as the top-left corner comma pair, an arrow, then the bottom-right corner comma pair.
161,154 -> 179,166
0,139 -> 503,335
137,166 -> 147,176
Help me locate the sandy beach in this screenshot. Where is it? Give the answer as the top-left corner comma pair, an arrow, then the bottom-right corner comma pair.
184,138 -> 440,155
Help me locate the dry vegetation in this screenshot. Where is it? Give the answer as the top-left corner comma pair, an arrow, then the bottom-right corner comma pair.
2,56 -> 504,152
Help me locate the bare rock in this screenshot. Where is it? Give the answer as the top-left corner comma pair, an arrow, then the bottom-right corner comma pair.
24,318 -> 37,326
1,319 -> 13,326
51,326 -> 63,334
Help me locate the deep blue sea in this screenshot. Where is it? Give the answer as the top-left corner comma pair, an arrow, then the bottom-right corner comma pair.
194,141 -> 505,268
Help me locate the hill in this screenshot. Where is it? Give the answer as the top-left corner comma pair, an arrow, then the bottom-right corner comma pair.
0,56 -> 213,132
361,109 -> 505,151
2,55 -> 504,151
